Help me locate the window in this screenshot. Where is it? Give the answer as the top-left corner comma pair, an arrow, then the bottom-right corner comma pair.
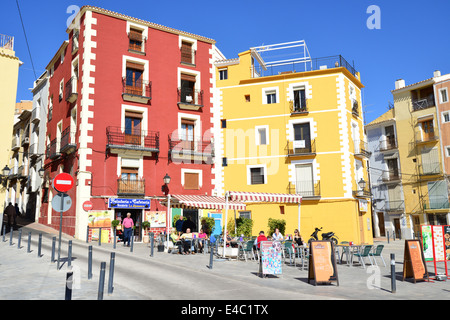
293,88 -> 306,112
443,112 -> 450,123
124,111 -> 142,145
221,119 -> 227,129
59,80 -> 64,101
239,211 -> 251,219
245,95 -> 251,102
180,73 -> 197,104
439,88 -> 448,104
263,87 -> 279,105
121,167 -> 138,181
125,62 -> 144,96
446,146 -> 450,157
180,119 -> 195,150
219,68 -> 228,80
184,172 -> 199,190
266,91 -> 276,104
249,166 -> 265,185
256,126 -> 268,145
129,28 -> 144,52
181,41 -> 195,65
48,97 -> 53,121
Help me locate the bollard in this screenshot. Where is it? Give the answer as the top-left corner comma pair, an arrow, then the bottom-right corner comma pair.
387,231 -> 390,244
51,237 -> 56,262
150,233 -> 154,257
9,227 -> 13,246
391,253 -> 396,293
27,232 -> 31,253
108,252 -> 115,294
88,246 -> 93,280
37,233 -> 42,258
68,240 -> 73,268
17,229 -> 22,249
98,262 -> 106,300
99,227 -> 102,246
65,271 -> 73,300
2,225 -> 6,242
208,242 -> 214,269
86,226 -> 89,243
113,228 -> 116,250
130,229 -> 134,253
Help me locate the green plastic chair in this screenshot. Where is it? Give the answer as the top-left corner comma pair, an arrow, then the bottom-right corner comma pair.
283,241 -> 295,266
239,240 -> 256,262
369,245 -> 386,267
352,245 -> 373,268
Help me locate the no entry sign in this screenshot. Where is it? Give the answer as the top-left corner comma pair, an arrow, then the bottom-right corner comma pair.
53,173 -> 74,193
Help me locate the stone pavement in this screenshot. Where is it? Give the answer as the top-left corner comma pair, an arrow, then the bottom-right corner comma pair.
1,221 -> 449,301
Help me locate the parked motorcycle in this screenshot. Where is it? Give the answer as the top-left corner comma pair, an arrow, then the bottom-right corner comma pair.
308,227 -> 339,245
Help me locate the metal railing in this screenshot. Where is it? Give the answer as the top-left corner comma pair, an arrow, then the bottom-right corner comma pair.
47,138 -> 61,159
353,186 -> 371,198
381,170 -> 401,183
289,98 -> 308,114
412,96 -> 435,111
383,200 -> 405,213
65,77 -> 78,102
286,139 -> 316,156
0,34 -> 14,50
423,196 -> 450,210
168,134 -> 214,159
354,140 -> 371,157
31,108 -> 40,123
60,127 -> 77,153
418,162 -> 442,176
177,87 -> 203,106
122,77 -> 152,99
288,180 -> 321,198
106,126 -> 159,151
117,178 -> 145,196
379,137 -> 397,152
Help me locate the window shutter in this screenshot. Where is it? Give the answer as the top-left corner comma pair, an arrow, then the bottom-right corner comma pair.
184,172 -> 199,190
126,61 -> 145,71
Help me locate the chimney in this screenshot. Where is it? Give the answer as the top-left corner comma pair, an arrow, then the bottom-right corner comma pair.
395,79 -> 405,90
434,70 -> 441,78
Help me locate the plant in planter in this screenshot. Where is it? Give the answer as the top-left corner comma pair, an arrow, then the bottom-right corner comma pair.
141,221 -> 151,243
111,220 -> 120,229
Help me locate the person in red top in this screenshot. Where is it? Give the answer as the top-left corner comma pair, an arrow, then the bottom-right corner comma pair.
256,231 -> 267,249
122,212 -> 134,247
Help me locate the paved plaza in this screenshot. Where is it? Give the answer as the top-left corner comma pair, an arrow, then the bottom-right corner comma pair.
0,221 -> 449,302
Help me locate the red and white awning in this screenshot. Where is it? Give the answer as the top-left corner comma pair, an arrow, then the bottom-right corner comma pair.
166,194 -> 246,210
228,191 -> 302,204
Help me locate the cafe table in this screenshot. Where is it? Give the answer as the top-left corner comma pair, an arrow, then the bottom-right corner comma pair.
336,243 -> 362,267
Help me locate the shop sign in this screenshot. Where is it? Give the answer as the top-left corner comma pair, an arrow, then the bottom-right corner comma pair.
108,198 -> 151,209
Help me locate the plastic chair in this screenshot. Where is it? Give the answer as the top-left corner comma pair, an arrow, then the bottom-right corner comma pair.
352,245 -> 373,268
238,240 -> 256,262
369,245 -> 386,267
283,241 -> 295,266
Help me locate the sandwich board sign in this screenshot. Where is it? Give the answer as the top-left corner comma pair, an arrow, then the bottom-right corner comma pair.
402,240 -> 429,283
308,240 -> 339,286
258,241 -> 282,277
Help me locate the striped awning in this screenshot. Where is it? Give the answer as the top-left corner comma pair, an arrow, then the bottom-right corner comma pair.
228,191 -> 302,204
164,194 -> 247,210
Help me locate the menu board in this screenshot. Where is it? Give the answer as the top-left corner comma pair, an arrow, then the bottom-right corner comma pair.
445,226 -> 450,261
421,225 -> 433,262
432,226 -> 445,262
259,241 -> 282,276
402,240 -> 429,283
308,241 -> 339,286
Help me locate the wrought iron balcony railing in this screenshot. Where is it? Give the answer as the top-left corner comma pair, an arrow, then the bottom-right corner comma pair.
177,87 -> 203,107
117,178 -> 145,196
354,140 -> 371,158
106,126 -> 159,154
288,180 -> 321,198
379,137 -> 397,152
286,139 -> 316,156
168,134 -> 214,163
122,77 -> 151,103
412,96 -> 435,111
65,76 -> 78,103
60,127 -> 77,154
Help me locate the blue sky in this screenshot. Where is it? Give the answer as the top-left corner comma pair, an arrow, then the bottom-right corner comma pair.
1,0 -> 449,124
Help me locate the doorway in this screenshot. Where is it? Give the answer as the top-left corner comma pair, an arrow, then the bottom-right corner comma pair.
182,209 -> 199,232
377,212 -> 385,237
115,209 -> 142,241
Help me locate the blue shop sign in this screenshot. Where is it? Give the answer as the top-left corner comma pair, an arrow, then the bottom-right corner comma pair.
108,198 -> 151,209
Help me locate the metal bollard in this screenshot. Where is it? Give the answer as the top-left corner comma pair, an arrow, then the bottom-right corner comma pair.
27,232 -> 31,253
51,237 -> 56,262
9,227 -> 13,246
108,252 -> 115,294
113,228 -> 116,250
65,271 -> 73,300
208,242 -> 214,269
2,225 -> 6,242
130,229 -> 134,253
86,226 -> 90,243
150,233 -> 154,257
88,245 -> 93,280
99,227 -> 102,246
17,229 -> 22,249
391,253 -> 396,293
98,262 -> 106,300
37,233 -> 42,258
68,240 -> 72,268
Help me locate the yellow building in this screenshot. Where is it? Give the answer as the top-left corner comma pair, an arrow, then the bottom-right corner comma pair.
391,73 -> 450,236
214,41 -> 373,244
0,34 -> 22,212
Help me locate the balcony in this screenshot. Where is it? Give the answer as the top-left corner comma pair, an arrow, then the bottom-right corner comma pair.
353,186 -> 371,198
21,135 -> 29,146
381,170 -> 401,184
122,77 -> 151,104
352,100 -> 360,117
168,135 -> 214,164
117,178 -> 145,196
11,135 -> 20,151
31,108 -> 40,124
177,87 -> 204,111
65,77 -> 78,103
423,196 -> 450,211
286,139 -> 316,157
289,99 -> 308,115
29,143 -> 39,159
60,127 -> 77,154
47,138 -> 61,160
412,97 -> 435,112
418,162 -> 442,178
106,126 -> 159,156
354,140 -> 371,158
383,200 -> 405,214
288,180 -> 321,199
379,137 -> 397,152
414,131 -> 439,145
180,47 -> 196,66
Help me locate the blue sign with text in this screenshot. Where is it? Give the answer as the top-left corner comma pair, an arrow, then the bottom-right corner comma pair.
108,198 -> 151,209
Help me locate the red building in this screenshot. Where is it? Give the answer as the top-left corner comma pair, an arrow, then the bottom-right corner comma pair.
40,6 -> 221,241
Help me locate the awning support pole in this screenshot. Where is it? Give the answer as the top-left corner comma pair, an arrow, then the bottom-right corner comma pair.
223,191 -> 229,258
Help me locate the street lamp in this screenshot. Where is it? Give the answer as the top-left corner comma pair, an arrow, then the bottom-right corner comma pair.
2,165 -> 10,177
38,168 -> 45,178
163,173 -> 171,185
358,178 -> 366,190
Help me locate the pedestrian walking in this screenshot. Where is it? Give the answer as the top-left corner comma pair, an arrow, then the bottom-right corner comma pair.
4,203 -> 15,230
122,212 -> 134,247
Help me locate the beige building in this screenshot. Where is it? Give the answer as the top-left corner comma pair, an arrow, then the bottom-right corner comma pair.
0,34 -> 22,213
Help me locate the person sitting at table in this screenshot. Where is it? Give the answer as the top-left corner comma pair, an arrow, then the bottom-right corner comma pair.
197,228 -> 208,253
293,229 -> 304,246
272,228 -> 284,242
180,228 -> 196,254
256,231 -> 268,250
170,228 -> 184,254
226,231 -> 238,248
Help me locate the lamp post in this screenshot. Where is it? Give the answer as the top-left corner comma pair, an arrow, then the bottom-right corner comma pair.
162,174 -> 171,253
0,166 -> 10,231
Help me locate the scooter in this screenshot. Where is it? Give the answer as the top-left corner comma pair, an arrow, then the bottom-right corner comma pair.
308,227 -> 339,245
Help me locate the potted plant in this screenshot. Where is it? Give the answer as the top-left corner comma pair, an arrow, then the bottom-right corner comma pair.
142,221 -> 151,243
